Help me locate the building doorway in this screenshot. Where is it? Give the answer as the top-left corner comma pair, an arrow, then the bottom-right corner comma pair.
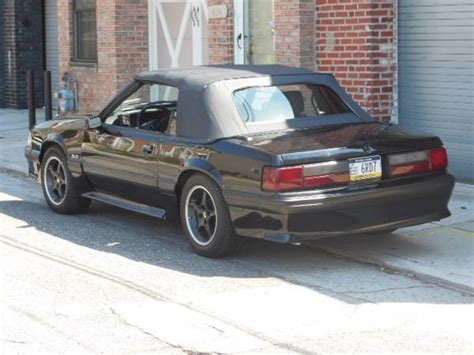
148,0 -> 209,70
234,0 -> 275,64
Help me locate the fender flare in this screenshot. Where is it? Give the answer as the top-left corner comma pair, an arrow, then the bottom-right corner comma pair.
39,134 -> 68,162
39,134 -> 82,178
175,159 -> 225,194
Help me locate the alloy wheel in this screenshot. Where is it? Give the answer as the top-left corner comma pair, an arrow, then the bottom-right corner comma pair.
185,185 -> 218,246
43,156 -> 67,206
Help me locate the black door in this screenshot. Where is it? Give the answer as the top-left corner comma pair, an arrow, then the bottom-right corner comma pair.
81,80 -> 179,205
81,124 -> 161,206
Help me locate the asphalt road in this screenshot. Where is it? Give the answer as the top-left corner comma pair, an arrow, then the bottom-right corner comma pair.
1,169 -> 473,354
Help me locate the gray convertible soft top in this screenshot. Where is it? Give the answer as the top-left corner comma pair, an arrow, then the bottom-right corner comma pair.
134,65 -> 372,140
135,65 -> 314,88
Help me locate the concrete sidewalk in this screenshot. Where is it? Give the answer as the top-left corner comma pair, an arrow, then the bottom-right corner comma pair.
0,109 -> 45,173
310,183 -> 474,293
1,109 -> 473,293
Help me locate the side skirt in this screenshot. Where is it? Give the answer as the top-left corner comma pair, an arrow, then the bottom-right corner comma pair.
82,192 -> 166,219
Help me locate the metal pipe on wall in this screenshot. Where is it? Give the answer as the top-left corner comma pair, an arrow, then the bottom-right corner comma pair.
27,70 -> 36,129
44,70 -> 52,121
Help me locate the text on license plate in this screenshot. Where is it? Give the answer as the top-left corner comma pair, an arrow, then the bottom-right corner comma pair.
349,155 -> 382,182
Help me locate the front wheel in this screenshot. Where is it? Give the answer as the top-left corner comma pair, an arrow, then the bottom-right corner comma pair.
41,146 -> 90,214
180,174 -> 239,258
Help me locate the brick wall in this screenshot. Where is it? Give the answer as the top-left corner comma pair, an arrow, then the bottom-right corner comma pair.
274,0 -> 315,69
315,0 -> 397,122
1,0 -> 44,109
56,0 -> 397,121
208,0 -> 234,64
114,0 -> 149,87
59,0 -> 236,112
58,0 -> 148,113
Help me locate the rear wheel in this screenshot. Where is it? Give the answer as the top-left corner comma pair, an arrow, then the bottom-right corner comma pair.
41,146 -> 90,214
180,174 -> 239,258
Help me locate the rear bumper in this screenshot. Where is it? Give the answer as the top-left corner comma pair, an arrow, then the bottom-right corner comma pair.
227,174 -> 455,242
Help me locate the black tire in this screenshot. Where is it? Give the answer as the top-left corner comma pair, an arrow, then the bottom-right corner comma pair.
41,146 -> 91,214
180,174 -> 239,258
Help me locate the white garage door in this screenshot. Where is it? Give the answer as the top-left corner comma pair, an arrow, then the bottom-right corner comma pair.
398,0 -> 474,180
45,0 -> 60,110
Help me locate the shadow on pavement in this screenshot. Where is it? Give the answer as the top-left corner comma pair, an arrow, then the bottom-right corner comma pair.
1,193 -> 472,306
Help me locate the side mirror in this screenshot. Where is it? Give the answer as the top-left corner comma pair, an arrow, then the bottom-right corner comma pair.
86,116 -> 102,129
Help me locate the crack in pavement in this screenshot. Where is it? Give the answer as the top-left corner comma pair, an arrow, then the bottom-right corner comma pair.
2,339 -> 27,344
2,169 -> 472,353
431,222 -> 474,234
0,167 -> 33,180
77,212 -> 374,305
5,304 -> 98,353
62,203 -> 377,305
341,285 -> 436,295
109,307 -> 195,354
0,172 -> 375,306
0,126 -> 31,133
0,235 -> 315,355
308,244 -> 474,296
1,168 -> 469,305
2,168 -> 471,298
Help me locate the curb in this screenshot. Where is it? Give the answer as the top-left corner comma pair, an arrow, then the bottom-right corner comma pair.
309,244 -> 474,296
0,166 -> 32,180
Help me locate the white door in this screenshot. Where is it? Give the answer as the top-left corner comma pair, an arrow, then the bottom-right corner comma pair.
148,0 -> 208,70
233,0 -> 275,65
233,0 -> 245,64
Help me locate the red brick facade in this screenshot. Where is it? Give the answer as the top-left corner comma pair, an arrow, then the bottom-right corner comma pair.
59,0 -> 148,113
315,0 -> 397,122
58,0 -> 397,121
208,0 -> 235,64
274,0 -> 315,69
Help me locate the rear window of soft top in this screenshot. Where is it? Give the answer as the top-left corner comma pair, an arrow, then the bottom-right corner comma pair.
233,84 -> 352,125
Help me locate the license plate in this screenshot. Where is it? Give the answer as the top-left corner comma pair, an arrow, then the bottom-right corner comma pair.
349,155 -> 382,182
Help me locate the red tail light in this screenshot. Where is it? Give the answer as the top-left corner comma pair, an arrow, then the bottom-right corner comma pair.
262,166 -> 304,192
429,147 -> 448,170
262,166 -> 349,192
389,147 -> 448,177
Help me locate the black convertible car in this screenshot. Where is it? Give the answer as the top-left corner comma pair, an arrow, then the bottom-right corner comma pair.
25,65 -> 454,257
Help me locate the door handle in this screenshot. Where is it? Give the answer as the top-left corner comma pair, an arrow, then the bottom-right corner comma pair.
142,144 -> 156,156
237,33 -> 242,49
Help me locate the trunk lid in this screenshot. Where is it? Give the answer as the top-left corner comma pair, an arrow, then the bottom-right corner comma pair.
246,122 -> 442,165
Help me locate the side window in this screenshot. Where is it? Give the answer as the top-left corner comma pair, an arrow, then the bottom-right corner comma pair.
105,83 -> 179,133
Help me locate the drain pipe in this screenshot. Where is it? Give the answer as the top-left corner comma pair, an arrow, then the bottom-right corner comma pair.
27,70 -> 36,129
